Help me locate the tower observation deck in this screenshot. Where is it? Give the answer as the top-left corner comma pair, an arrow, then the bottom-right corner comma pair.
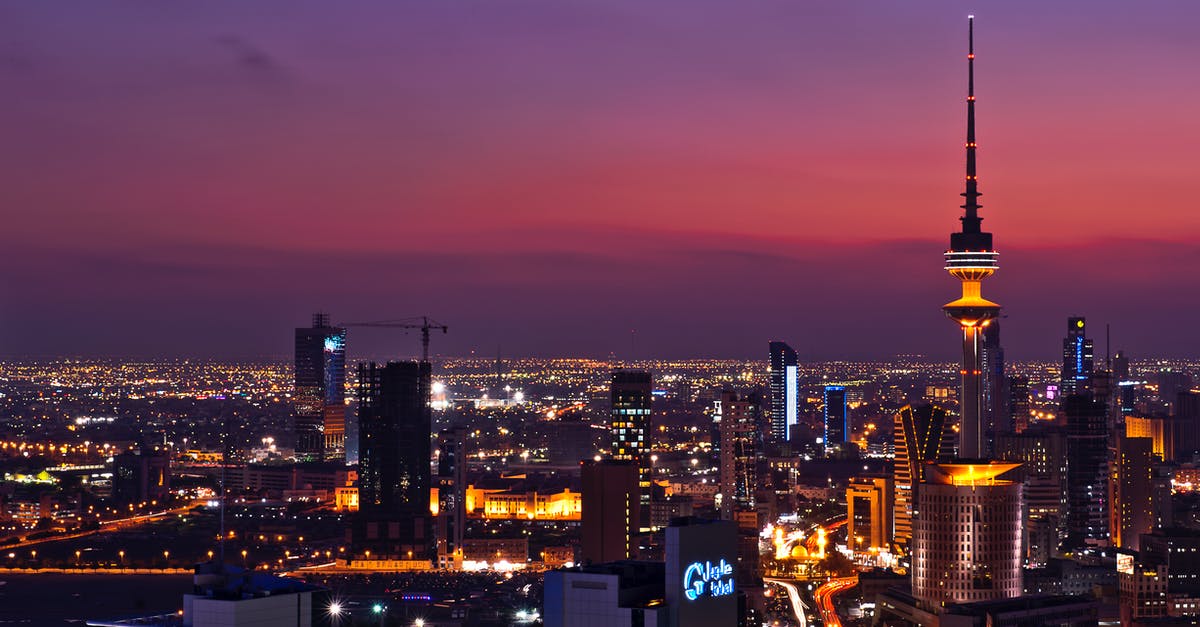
943,15 -> 1000,459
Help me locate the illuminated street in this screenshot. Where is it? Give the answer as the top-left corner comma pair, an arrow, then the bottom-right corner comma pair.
765,578 -> 809,627
813,575 -> 858,627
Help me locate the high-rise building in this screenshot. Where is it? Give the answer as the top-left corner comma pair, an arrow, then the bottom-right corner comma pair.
580,459 -> 640,564
767,341 -> 798,443
911,462 -> 1023,608
1008,374 -> 1031,433
1064,392 -> 1109,550
980,321 -> 1006,449
995,428 -> 1067,564
354,361 -> 432,561
823,385 -> 848,454
293,313 -> 347,461
610,370 -> 652,503
940,17 -> 1001,459
847,475 -> 894,554
893,404 -> 953,551
1061,317 -> 1094,398
1110,433 -> 1170,551
717,391 -> 761,518
434,427 -> 466,568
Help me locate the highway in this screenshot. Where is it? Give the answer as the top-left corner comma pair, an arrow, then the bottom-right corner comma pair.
764,578 -> 808,627
3,500 -> 203,550
813,575 -> 857,627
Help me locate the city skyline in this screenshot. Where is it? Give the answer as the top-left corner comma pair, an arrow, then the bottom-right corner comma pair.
3,2 -> 1200,360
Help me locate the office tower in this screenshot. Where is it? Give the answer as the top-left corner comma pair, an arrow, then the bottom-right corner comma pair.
767,341 -> 798,443
1113,350 -> 1131,382
717,391 -> 761,518
1061,317 -> 1094,398
293,313 -> 347,461
911,462 -> 1023,608
665,518 -> 739,627
980,321 -> 1006,448
893,404 -> 953,550
580,459 -> 640,564
1064,392 -> 1109,550
846,475 -> 894,554
355,361 -> 432,560
941,18 -> 1001,459
823,385 -> 848,454
434,427 -> 466,568
610,370 -> 652,500
1008,374 -> 1031,433
995,428 -> 1067,564
1111,433 -> 1170,551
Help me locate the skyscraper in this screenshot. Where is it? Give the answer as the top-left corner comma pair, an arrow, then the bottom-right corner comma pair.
767,341 -> 798,443
892,404 -> 953,551
847,475 -> 894,554
941,17 -> 1001,459
717,391 -> 761,518
823,385 -> 847,454
1061,317 -> 1094,398
610,370 -> 652,501
434,427 -> 466,568
1111,432 -> 1170,551
293,313 -> 346,461
355,361 -> 433,560
1064,392 -> 1109,550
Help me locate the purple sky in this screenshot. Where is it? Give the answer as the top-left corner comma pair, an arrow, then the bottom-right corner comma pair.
3,2 -> 1199,361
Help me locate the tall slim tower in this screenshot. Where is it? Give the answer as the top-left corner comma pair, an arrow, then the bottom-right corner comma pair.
767,341 -> 798,443
911,18 -> 1024,610
1061,317 -> 1095,397
294,312 -> 347,461
943,16 -> 1001,459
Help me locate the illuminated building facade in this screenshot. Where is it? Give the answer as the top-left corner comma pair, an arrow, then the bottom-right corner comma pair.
942,17 -> 1001,460
767,341 -> 798,443
847,475 -> 894,554
610,370 -> 652,500
893,404 -> 952,551
1111,433 -> 1171,551
717,391 -> 761,518
1060,317 -> 1094,398
1065,392 -> 1109,549
911,462 -> 1023,608
293,313 -> 346,461
354,361 -> 433,561
823,385 -> 847,454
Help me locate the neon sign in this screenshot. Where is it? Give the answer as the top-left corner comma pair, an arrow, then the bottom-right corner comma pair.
683,559 -> 735,601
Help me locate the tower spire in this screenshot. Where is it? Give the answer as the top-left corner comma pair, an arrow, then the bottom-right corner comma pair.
961,15 -> 982,233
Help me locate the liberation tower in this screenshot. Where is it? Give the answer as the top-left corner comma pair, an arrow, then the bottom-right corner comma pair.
943,15 -> 1000,459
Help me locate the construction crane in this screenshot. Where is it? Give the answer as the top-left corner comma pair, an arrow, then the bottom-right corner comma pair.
340,316 -> 448,362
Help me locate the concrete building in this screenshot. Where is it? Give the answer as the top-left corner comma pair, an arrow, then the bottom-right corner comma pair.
847,475 -> 893,554
581,459 -> 640,564
911,462 -> 1023,609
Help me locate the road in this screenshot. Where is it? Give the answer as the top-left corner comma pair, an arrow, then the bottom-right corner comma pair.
3,500 -> 203,550
813,575 -> 857,627
764,578 -> 808,627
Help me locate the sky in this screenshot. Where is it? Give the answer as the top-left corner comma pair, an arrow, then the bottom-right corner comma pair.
2,1 -> 1199,361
